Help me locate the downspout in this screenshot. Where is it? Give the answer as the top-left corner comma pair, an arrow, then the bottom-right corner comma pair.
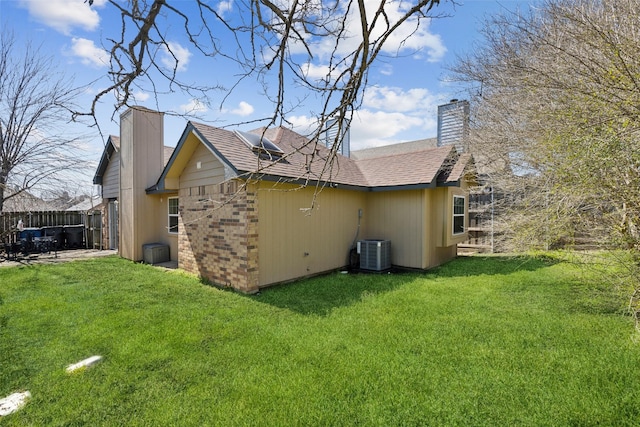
348,208 -> 363,270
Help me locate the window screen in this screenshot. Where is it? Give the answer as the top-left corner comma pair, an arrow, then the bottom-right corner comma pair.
168,197 -> 179,234
453,195 -> 465,235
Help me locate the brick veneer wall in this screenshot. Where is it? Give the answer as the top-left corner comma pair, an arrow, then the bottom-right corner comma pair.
178,181 -> 259,293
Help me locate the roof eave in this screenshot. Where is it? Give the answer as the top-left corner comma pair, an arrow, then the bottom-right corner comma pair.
93,137 -> 118,185
239,172 -> 367,192
145,184 -> 175,195
238,171 -> 441,192
369,181 -> 438,192
437,180 -> 462,187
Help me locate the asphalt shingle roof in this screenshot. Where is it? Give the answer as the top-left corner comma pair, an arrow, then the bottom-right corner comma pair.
160,121 -> 473,192
190,122 -> 369,187
350,138 -> 437,160
355,146 -> 455,189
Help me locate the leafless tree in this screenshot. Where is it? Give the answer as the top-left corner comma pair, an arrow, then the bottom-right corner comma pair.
0,29 -> 89,213
451,0 -> 640,248
450,0 -> 640,320
83,0 -> 446,179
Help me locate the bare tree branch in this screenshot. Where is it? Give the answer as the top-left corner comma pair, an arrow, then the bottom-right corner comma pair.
0,29 -> 90,213
81,0 -> 444,181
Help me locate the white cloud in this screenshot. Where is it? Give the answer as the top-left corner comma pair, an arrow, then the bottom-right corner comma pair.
19,0 -> 106,35
288,1 -> 446,63
180,99 -> 209,114
363,86 -> 439,113
287,115 -> 319,137
216,0 -> 233,15
264,2 -> 445,83
380,19 -> 446,63
69,38 -> 109,67
161,42 -> 192,72
285,85 -> 444,149
131,91 -> 150,103
379,63 -> 394,76
301,62 -> 331,80
230,101 -> 255,117
350,110 -> 424,149
286,109 -> 425,150
300,62 -> 347,84
356,85 -> 443,147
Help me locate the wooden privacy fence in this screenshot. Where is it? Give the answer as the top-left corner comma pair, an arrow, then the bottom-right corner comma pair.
1,210 -> 103,249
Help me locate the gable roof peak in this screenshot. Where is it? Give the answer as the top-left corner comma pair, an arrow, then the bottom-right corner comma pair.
93,135 -> 121,185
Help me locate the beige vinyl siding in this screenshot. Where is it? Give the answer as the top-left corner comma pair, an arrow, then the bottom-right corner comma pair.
364,190 -> 425,269
363,187 -> 464,270
179,142 -> 226,189
431,245 -> 458,267
257,184 -> 463,283
119,110 -> 135,259
431,187 -> 447,248
146,193 -> 179,261
422,189 -> 433,269
422,186 -> 469,267
119,108 -> 165,261
258,182 -> 366,287
439,186 -> 469,248
102,151 -> 120,199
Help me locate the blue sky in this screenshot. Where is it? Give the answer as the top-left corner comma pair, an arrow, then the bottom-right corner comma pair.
0,0 -> 533,180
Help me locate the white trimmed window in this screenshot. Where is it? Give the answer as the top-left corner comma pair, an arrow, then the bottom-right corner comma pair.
453,195 -> 465,235
168,197 -> 179,234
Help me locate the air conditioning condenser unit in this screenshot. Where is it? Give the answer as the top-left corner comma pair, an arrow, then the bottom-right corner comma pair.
357,239 -> 391,271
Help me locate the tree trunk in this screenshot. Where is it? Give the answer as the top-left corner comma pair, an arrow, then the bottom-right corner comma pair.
0,168 -> 6,213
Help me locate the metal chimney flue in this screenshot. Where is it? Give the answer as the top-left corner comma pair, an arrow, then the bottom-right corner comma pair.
437,99 -> 469,153
323,117 -> 351,158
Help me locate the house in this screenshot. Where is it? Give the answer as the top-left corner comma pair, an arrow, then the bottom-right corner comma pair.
93,107 -> 475,293
1,189 -> 60,214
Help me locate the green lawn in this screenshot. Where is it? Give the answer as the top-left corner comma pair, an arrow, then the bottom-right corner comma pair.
1,254 -> 639,426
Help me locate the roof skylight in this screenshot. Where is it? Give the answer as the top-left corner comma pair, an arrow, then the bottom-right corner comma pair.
235,130 -> 284,157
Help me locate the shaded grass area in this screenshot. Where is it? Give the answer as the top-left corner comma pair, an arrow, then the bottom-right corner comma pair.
0,254 -> 639,426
